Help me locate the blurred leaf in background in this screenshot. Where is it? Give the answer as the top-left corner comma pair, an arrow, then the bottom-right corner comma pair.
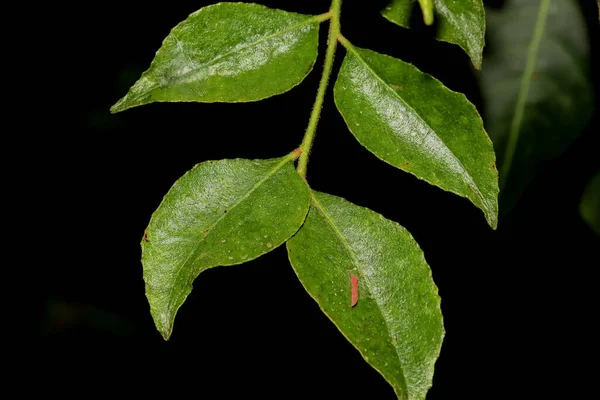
43,299 -> 134,337
481,0 -> 594,217
580,170 -> 600,236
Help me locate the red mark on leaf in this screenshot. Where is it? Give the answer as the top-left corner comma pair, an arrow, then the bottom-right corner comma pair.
351,273 -> 359,307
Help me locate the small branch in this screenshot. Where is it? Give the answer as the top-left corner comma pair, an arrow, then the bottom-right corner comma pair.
297,0 -> 342,179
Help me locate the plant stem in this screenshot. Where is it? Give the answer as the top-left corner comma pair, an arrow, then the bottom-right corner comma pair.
297,0 -> 342,179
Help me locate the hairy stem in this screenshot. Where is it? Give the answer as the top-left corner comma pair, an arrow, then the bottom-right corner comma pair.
297,0 -> 342,179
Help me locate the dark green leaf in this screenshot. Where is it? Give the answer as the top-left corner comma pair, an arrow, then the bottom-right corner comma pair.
481,0 -> 593,215
143,154 -> 310,339
580,171 -> 600,236
382,0 -> 485,68
334,43 -> 498,228
111,3 -> 322,113
287,191 -> 444,400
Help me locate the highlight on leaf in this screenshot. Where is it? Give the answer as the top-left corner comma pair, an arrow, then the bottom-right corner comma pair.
287,191 -> 444,400
142,153 -> 310,339
334,38 -> 499,228
111,3 -> 325,113
109,0 -> 515,397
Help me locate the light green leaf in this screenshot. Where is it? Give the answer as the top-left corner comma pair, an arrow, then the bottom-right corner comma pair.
481,0 -> 593,215
382,0 -> 485,68
334,43 -> 498,228
287,191 -> 444,400
143,153 -> 310,340
580,170 -> 600,236
111,3 -> 323,113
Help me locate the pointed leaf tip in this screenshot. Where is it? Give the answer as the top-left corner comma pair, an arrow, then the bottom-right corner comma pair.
143,156 -> 310,338
334,44 -> 499,229
288,191 -> 444,399
382,0 -> 485,69
112,3 -> 321,111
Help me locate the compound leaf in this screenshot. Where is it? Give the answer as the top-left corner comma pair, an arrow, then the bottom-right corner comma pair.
334,43 -> 498,228
143,154 -> 310,340
287,191 -> 444,400
111,3 -> 322,112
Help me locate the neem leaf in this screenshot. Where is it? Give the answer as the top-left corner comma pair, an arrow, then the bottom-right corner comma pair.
334,43 -> 498,228
382,0 -> 485,68
580,170 -> 600,236
287,191 -> 444,400
143,154 -> 310,339
111,3 -> 323,113
481,0 -> 593,215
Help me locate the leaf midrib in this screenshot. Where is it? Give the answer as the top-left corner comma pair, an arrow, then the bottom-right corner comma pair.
343,45 -> 488,210
140,13 -> 321,99
310,193 -> 410,397
499,0 -> 551,189
166,156 -> 294,315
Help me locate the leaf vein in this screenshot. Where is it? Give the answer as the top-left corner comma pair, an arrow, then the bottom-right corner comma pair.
309,193 -> 410,397
499,0 -> 551,189
345,45 -> 488,210
165,155 -> 294,316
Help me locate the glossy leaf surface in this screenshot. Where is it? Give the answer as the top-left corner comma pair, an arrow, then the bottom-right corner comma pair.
580,171 -> 600,236
334,44 -> 498,228
142,155 -> 310,339
481,0 -> 593,215
287,191 -> 444,400
111,3 -> 321,113
382,0 -> 486,68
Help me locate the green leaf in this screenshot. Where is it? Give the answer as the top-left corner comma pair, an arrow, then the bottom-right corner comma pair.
334,43 -> 498,228
481,0 -> 593,215
287,191 -> 444,400
142,153 -> 310,340
580,170 -> 600,236
382,0 -> 485,68
111,3 -> 323,113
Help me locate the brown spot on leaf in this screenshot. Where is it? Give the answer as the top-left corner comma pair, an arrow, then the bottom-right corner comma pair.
142,231 -> 148,242
351,274 -> 359,307
305,62 -> 314,74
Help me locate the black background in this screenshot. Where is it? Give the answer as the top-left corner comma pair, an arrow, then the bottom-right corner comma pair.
40,0 -> 598,398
